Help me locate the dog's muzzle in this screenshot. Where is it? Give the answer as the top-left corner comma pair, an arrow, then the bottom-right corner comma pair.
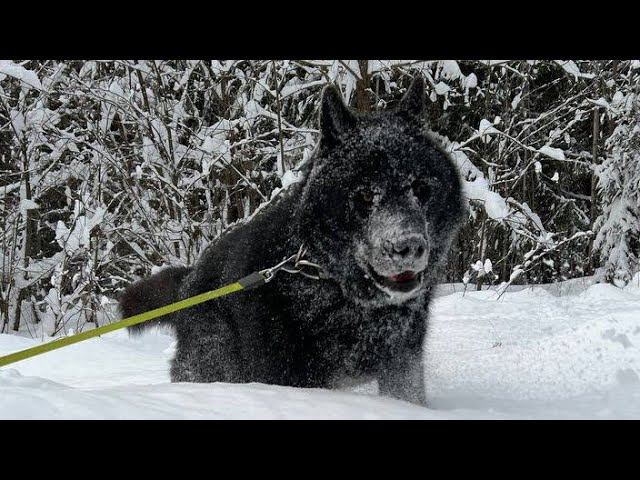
366,233 -> 429,296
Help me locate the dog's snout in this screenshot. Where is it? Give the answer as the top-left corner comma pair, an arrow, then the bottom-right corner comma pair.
386,234 -> 428,262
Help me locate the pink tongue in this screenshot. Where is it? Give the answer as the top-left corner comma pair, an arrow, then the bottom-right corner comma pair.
389,271 -> 417,282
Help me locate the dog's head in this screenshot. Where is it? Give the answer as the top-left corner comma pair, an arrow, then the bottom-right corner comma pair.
298,78 -> 466,306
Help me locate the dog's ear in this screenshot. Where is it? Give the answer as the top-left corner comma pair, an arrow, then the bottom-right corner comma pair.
396,76 -> 426,118
319,84 -> 356,145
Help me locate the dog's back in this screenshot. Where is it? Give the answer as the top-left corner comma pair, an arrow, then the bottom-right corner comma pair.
119,266 -> 192,335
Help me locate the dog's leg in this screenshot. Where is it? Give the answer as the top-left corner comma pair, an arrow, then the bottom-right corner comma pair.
170,317 -> 245,384
377,348 -> 427,407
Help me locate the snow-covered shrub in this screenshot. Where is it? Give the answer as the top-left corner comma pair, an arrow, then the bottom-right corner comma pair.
1,59 -> 639,335
594,65 -> 640,286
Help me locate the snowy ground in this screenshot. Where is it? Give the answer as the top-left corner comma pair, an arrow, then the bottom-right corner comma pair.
1,275 -> 640,419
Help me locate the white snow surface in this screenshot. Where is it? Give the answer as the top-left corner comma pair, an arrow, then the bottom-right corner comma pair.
538,145 -> 566,161
0,60 -> 43,90
1,276 -> 640,419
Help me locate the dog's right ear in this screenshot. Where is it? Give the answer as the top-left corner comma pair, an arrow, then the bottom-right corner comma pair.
319,84 -> 356,145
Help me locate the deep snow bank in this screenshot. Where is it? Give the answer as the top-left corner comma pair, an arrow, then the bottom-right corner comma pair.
1,276 -> 639,419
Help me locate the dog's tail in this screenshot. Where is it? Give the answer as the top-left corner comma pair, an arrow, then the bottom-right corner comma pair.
118,266 -> 192,335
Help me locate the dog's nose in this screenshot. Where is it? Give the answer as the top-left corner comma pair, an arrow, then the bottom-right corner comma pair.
384,234 -> 428,262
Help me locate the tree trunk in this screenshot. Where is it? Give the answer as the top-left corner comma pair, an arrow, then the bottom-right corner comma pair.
13,146 -> 36,332
590,107 -> 600,224
588,105 -> 601,274
355,60 -> 371,112
476,211 -> 487,291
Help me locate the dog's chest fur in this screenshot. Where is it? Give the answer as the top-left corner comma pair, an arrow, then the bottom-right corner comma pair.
254,276 -> 428,381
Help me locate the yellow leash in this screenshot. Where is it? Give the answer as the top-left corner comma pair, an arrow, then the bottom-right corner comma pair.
0,245 -> 327,369
0,273 -> 263,369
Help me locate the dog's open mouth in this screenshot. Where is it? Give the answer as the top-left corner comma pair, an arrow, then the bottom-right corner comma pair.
367,265 -> 424,294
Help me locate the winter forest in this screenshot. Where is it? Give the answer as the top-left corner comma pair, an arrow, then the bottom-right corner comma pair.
1,59 -> 639,338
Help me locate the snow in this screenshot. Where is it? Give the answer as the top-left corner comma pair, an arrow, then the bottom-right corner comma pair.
0,60 -> 43,90
280,79 -> 326,99
439,60 -> 463,81
534,161 -> 542,174
463,177 -> 510,220
464,73 -> 478,90
471,260 -> 484,272
431,130 -> 524,224
55,207 -> 106,254
554,60 -> 596,80
1,277 -> 640,419
19,199 -> 40,211
511,92 -> 522,110
589,97 -> 610,109
483,258 -> 492,273
478,118 -> 500,137
433,82 -> 450,95
280,169 -> 302,189
538,145 -> 566,161
9,109 -> 25,138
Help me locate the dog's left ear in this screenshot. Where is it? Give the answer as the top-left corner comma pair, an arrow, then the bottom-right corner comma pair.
319,84 -> 356,145
396,76 -> 426,118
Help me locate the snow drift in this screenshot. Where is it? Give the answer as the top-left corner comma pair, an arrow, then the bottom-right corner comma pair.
1,276 -> 639,419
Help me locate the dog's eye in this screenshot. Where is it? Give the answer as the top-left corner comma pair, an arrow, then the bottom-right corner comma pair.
411,179 -> 432,201
354,189 -> 374,207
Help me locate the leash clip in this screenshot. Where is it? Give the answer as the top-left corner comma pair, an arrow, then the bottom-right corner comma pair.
259,244 -> 328,283
259,253 -> 299,283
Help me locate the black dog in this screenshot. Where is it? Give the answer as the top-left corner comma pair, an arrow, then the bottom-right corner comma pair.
119,78 -> 465,405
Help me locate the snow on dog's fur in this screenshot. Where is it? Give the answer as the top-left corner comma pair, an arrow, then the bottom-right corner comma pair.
118,78 -> 466,405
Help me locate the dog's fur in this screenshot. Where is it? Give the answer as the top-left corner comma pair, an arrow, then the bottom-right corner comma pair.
120,266 -> 191,335
118,78 -> 466,405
